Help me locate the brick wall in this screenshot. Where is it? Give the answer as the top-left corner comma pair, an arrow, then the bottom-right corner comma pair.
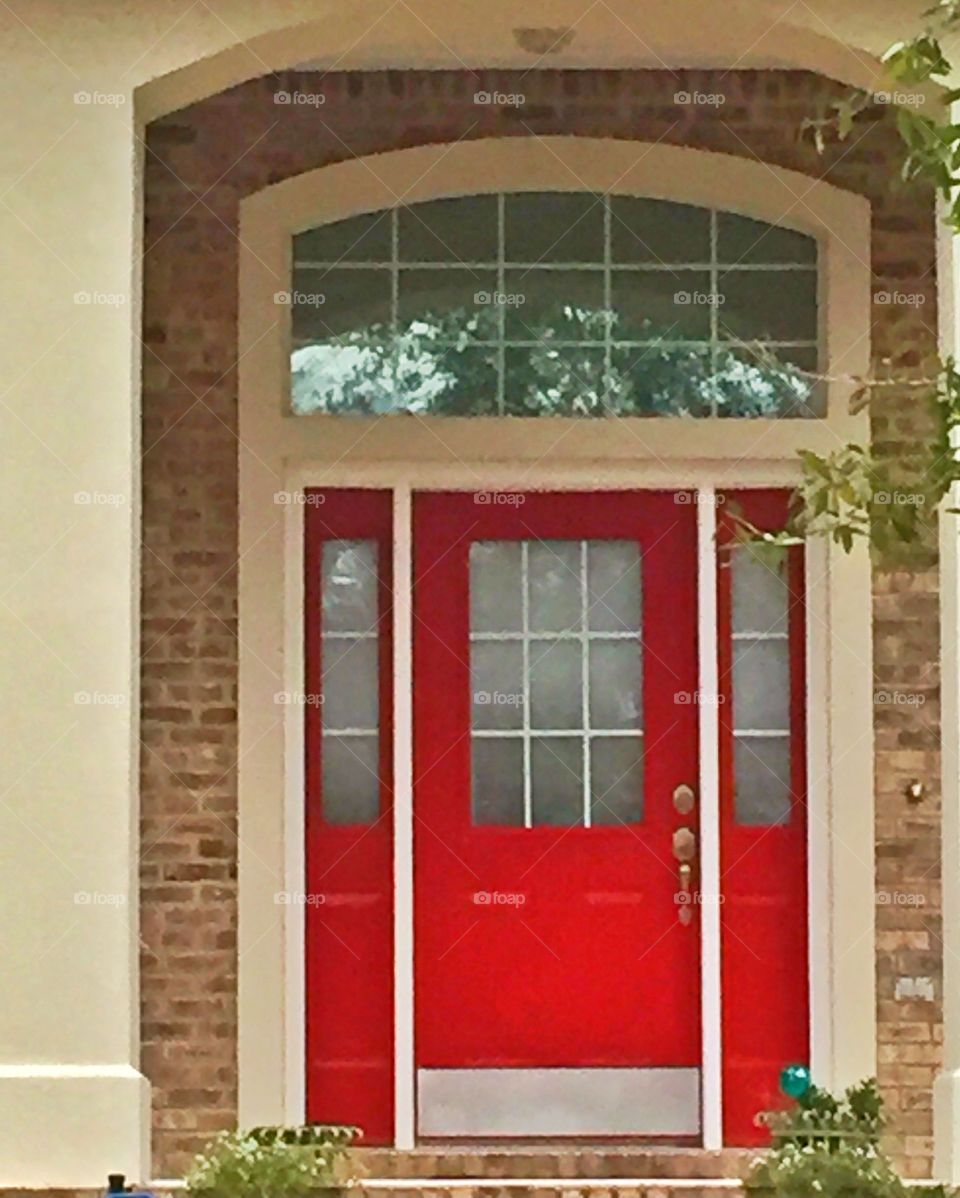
140,68 -> 941,1176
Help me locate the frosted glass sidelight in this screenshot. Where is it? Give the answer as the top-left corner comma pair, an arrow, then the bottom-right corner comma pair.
322,735 -> 381,825
322,540 -> 379,633
734,736 -> 792,826
732,639 -> 790,731
730,549 -> 788,635
322,637 -> 379,730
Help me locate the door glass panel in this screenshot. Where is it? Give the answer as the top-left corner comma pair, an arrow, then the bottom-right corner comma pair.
468,538 -> 644,826
471,641 -> 524,730
322,735 -> 380,825
587,541 -> 642,632
589,640 -> 642,729
470,541 -> 523,632
531,736 -> 584,826
528,541 -> 582,633
733,736 -> 792,826
472,738 -> 525,825
590,736 -> 644,825
530,640 -> 582,729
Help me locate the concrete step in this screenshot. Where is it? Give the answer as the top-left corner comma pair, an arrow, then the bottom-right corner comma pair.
349,1149 -> 756,1181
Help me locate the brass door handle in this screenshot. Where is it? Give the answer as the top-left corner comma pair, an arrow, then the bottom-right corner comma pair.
672,826 -> 697,925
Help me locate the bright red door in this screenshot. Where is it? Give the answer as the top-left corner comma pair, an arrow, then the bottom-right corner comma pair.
413,491 -> 702,1138
304,489 -> 394,1143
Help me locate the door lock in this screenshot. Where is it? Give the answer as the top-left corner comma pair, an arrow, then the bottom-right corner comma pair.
672,783 -> 696,815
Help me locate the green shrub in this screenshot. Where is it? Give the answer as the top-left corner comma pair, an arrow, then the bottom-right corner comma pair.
747,1078 -> 952,1198
185,1124 -> 356,1198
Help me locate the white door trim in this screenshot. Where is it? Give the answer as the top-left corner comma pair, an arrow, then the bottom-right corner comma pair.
393,485 -> 416,1148
697,489 -> 723,1149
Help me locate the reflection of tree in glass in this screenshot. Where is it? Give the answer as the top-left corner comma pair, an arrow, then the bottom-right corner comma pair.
291,304 -> 816,417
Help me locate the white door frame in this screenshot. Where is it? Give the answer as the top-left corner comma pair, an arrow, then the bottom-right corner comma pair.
235,135 -> 876,1138
256,463 -> 871,1146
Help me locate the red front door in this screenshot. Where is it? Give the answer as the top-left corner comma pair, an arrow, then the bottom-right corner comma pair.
413,491 -> 702,1138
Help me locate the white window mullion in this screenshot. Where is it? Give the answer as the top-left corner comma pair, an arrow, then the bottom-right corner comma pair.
392,484 -> 415,1149
697,487 -> 723,1148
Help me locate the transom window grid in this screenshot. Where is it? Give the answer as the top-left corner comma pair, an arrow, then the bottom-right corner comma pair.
292,193 -> 820,418
470,538 -> 644,828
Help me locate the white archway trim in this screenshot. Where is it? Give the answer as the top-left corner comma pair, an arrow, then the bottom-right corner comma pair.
236,136 -> 875,1134
133,0 -> 907,126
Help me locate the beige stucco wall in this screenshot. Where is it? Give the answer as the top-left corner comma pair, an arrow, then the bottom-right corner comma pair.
0,0 -> 947,1185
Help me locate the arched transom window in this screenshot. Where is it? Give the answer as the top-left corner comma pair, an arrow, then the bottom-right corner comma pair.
289,193 -> 820,418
